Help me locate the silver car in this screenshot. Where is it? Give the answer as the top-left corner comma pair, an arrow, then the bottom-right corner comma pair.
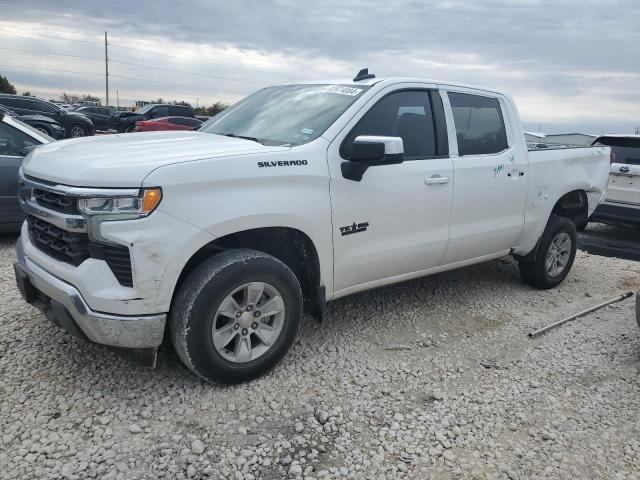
0,113 -> 53,232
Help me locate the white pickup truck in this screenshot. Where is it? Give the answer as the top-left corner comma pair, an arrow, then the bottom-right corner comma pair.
14,70 -> 610,383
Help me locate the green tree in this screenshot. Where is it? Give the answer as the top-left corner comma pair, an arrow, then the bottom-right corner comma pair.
60,93 -> 101,105
0,74 -> 17,94
22,91 -> 32,96
194,101 -> 228,117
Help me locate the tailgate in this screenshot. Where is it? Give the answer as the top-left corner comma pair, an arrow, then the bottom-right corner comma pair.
608,162 -> 640,205
593,137 -> 640,207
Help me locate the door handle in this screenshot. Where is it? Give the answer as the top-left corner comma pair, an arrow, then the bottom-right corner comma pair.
425,175 -> 450,185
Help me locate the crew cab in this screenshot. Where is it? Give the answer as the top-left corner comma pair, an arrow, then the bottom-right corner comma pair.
13,71 -> 610,383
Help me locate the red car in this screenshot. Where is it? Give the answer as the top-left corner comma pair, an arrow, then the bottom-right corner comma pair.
133,116 -> 202,132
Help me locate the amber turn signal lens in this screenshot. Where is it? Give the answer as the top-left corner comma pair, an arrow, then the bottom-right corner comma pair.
142,188 -> 162,214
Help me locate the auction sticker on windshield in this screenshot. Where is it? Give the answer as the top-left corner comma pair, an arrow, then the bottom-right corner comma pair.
322,85 -> 363,96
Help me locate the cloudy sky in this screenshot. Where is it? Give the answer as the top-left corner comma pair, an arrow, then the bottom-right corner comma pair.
0,0 -> 638,134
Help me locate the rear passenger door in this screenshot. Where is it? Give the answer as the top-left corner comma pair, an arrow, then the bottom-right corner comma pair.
442,91 -> 527,264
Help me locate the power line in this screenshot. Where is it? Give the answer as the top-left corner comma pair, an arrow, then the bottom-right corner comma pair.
0,45 -> 295,86
108,42 -> 306,79
110,58 -> 269,86
0,46 -> 102,62
0,29 -> 306,79
0,63 -> 258,96
0,29 -> 104,46
0,63 -> 104,77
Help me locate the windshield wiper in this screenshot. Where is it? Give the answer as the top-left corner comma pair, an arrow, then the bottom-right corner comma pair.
222,133 -> 262,144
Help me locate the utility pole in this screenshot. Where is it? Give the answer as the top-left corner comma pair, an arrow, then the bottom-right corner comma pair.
104,31 -> 109,107
116,90 -> 119,109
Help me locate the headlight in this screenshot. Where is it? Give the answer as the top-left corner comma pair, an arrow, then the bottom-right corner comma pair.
78,188 -> 162,218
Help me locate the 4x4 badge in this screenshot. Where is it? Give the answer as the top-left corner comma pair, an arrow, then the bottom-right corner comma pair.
339,222 -> 369,236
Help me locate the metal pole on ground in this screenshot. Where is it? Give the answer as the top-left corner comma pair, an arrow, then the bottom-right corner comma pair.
528,292 -> 633,338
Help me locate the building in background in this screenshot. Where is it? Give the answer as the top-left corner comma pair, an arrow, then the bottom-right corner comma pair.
545,133 -> 597,146
524,131 -> 597,147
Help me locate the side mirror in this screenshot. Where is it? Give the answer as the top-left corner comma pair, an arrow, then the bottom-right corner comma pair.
342,136 -> 404,181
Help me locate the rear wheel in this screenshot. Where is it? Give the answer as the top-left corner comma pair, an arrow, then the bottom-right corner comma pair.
124,124 -> 136,133
170,249 -> 302,384
519,215 -> 577,289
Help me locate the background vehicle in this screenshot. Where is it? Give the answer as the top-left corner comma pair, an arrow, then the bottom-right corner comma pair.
0,94 -> 95,138
0,104 -> 65,139
590,135 -> 640,227
133,116 -> 202,132
0,113 -> 52,232
110,104 -> 195,133
14,73 -> 609,383
73,106 -> 116,131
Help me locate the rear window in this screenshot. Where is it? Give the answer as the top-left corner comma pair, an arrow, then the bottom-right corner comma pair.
449,92 -> 509,156
611,146 -> 640,166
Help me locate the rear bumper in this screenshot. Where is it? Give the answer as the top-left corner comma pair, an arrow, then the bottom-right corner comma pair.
590,203 -> 640,226
14,237 -> 166,353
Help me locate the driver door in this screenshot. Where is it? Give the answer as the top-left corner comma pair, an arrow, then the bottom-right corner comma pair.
0,122 -> 40,229
328,88 -> 453,293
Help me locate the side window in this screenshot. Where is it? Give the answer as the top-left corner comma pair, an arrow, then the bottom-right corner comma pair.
449,92 -> 508,156
153,106 -> 169,117
0,123 -> 39,157
32,101 -> 56,113
0,97 -> 15,108
342,91 -> 436,160
9,98 -> 33,110
168,106 -> 187,116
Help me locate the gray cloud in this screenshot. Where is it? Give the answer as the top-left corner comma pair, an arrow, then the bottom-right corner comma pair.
0,0 -> 638,133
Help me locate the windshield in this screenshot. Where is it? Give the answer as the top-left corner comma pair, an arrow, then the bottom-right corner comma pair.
199,84 -> 370,146
135,104 -> 156,114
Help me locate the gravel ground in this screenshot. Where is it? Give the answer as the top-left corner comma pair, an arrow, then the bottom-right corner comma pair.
1,233 -> 639,480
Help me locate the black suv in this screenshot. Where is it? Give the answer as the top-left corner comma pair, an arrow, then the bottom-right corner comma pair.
110,104 -> 194,133
0,95 -> 95,138
73,105 -> 116,131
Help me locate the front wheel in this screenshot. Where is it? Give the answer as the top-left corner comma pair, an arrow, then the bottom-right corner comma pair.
67,124 -> 86,137
519,215 -> 577,290
170,249 -> 302,384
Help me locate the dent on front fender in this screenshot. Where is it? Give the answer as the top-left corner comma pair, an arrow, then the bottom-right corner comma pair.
99,210 -> 215,313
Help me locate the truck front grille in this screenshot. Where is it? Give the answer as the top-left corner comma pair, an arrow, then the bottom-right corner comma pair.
27,215 -> 133,287
32,188 -> 79,215
27,215 -> 90,266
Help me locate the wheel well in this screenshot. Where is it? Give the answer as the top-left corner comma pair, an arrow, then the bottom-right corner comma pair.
173,227 -> 323,318
552,190 -> 588,225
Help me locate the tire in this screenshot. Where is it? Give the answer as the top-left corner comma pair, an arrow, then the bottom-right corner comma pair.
124,124 -> 136,133
170,249 -> 302,384
34,125 -> 50,136
519,215 -> 577,289
67,124 -> 86,138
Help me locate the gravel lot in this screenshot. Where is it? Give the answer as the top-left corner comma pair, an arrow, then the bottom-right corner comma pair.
1,232 -> 639,480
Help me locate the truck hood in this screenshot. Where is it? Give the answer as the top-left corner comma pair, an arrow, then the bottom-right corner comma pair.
22,131 -> 287,187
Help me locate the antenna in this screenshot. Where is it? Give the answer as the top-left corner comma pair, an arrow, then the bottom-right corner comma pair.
353,68 -> 375,82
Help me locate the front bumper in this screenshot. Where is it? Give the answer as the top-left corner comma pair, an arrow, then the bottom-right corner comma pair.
15,238 -> 166,352
591,203 -> 640,227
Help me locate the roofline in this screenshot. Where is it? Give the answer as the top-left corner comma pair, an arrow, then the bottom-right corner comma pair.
283,76 -> 508,97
